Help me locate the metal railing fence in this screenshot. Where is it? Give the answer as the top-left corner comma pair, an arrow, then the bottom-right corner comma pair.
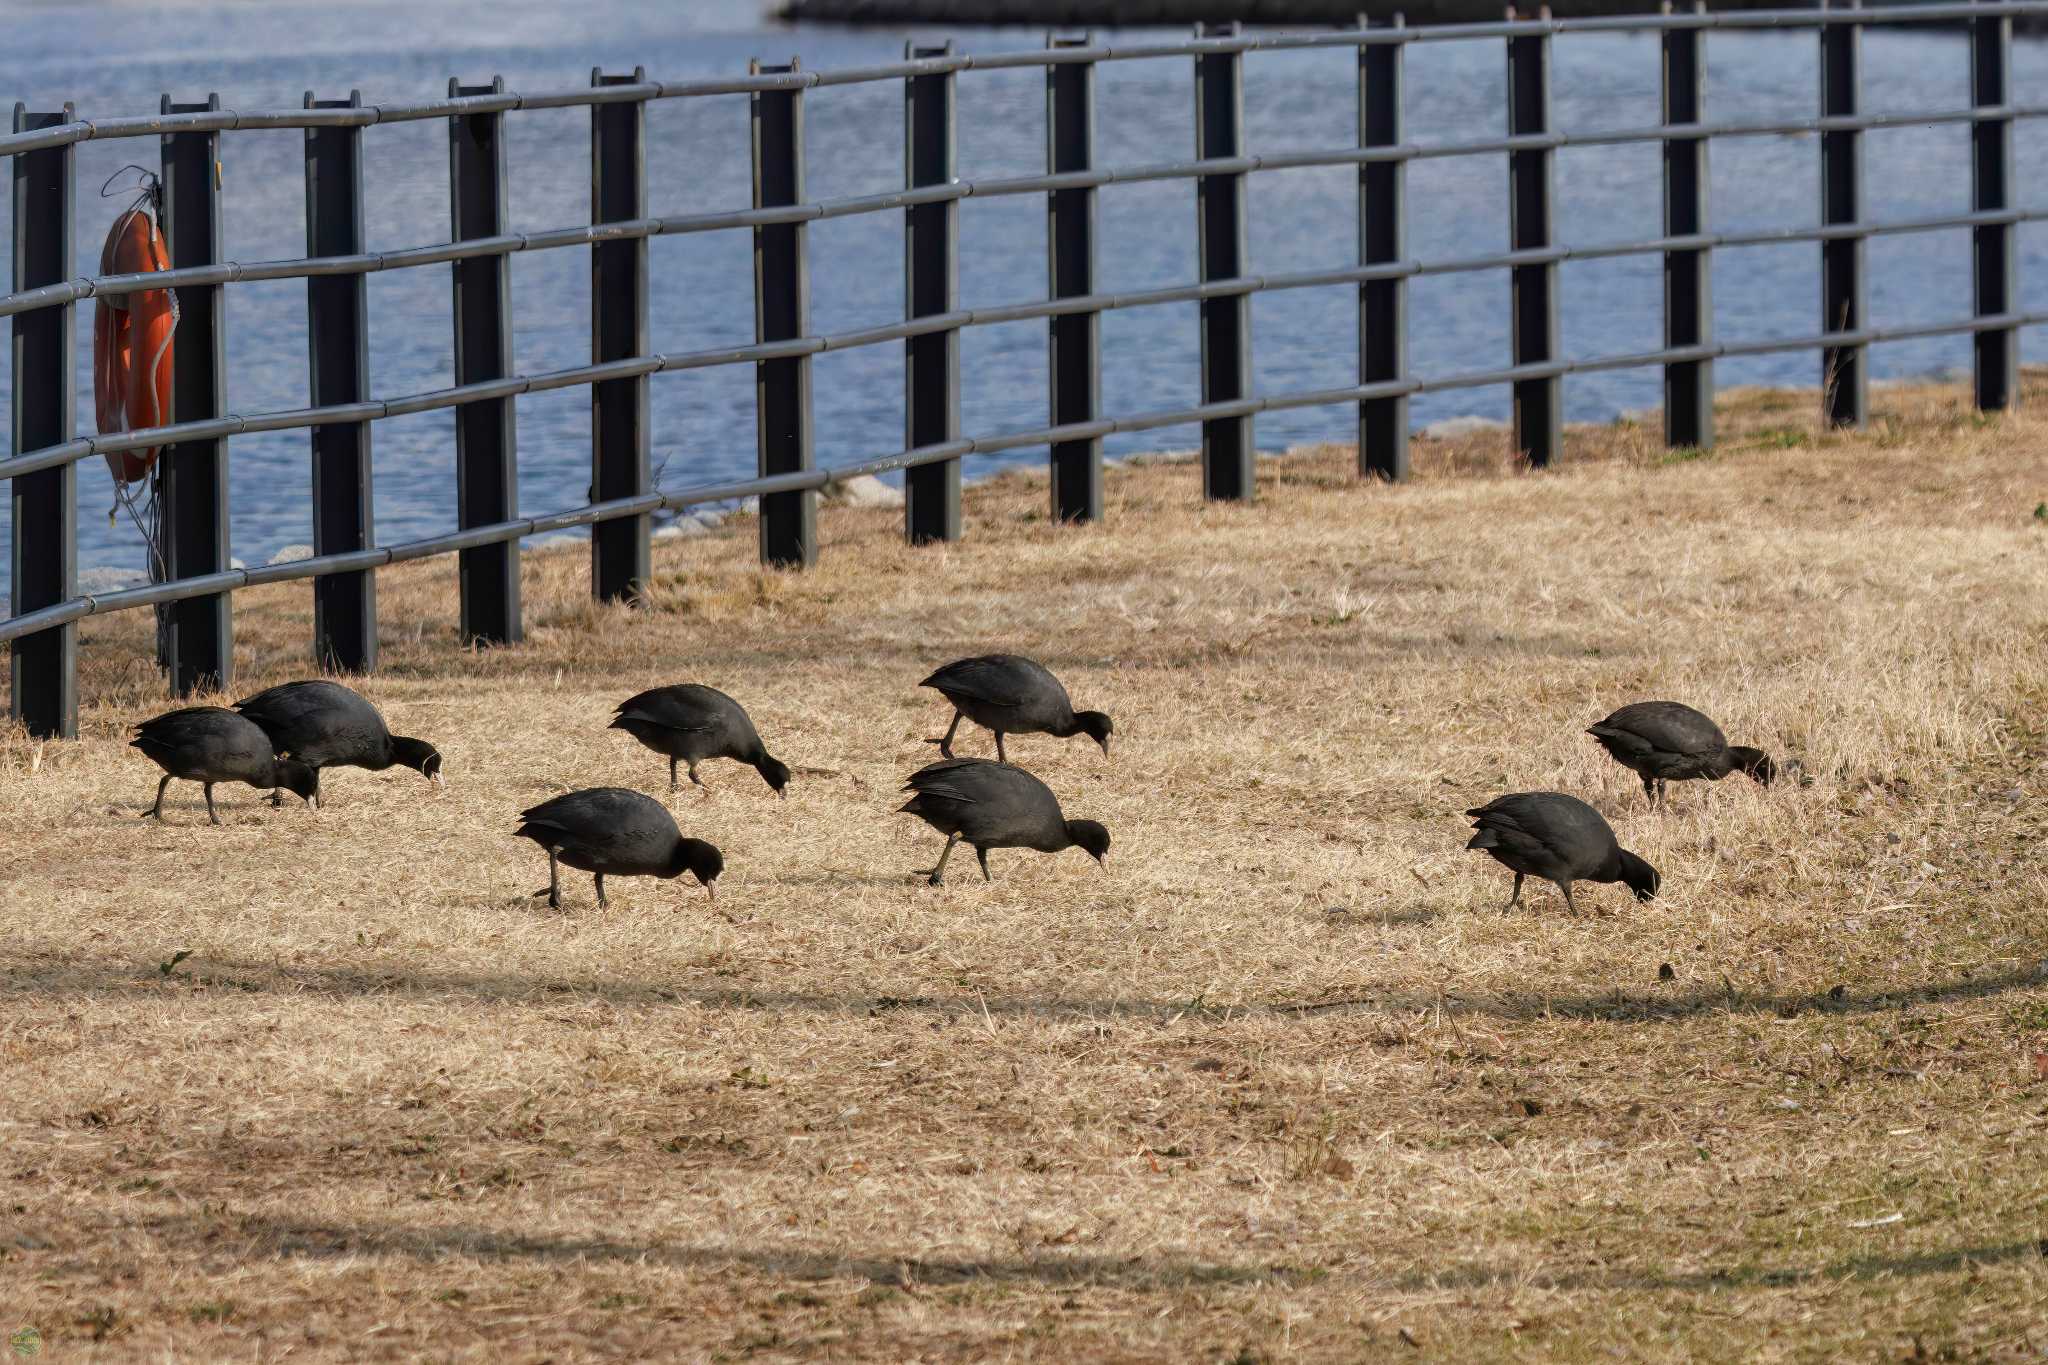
4,0 -> 2040,736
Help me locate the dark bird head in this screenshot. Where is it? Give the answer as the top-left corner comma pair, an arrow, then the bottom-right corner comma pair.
274,758 -> 320,808
1074,711 -> 1114,757
392,736 -> 445,789
1730,746 -> 1775,788
1618,850 -> 1661,902
756,754 -> 792,799
1066,819 -> 1112,867
670,838 -> 725,898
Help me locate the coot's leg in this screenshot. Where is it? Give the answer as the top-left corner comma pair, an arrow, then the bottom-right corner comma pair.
1500,872 -> 1523,912
532,848 -> 563,908
594,874 -> 608,909
687,761 -> 712,796
926,711 -> 963,759
268,787 -> 284,808
1640,772 -> 1657,808
1658,778 -> 1669,807
920,833 -> 959,886
203,783 -> 222,826
1558,881 -> 1580,915
141,774 -> 173,820
668,755 -> 680,793
994,732 -> 1007,764
976,845 -> 992,882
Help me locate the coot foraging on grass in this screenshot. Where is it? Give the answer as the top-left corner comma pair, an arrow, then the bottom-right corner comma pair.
609,684 -> 790,796
234,679 -> 443,808
131,707 -> 318,825
920,654 -> 1113,763
514,787 -> 723,909
898,757 -> 1110,886
1465,791 -> 1659,914
1587,701 -> 1776,807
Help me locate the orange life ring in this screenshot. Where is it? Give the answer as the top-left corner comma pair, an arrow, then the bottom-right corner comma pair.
92,201 -> 177,486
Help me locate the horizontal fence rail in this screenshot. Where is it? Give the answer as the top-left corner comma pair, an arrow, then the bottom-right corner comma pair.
4,0 -> 2042,736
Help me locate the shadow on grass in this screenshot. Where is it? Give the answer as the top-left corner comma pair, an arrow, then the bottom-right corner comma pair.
1402,1238 -> 2048,1293
118,1212 -> 2046,1296
138,1212 -> 1305,1292
5,953 -> 2041,1026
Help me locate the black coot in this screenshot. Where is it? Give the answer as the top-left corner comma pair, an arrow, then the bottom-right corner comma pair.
921,654 -> 1112,763
131,707 -> 318,825
234,679 -> 443,808
514,787 -> 723,908
898,757 -> 1110,886
609,684 -> 790,796
1465,791 -> 1660,913
1587,701 -> 1776,807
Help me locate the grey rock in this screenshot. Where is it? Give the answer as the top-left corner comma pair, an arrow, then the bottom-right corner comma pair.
829,474 -> 905,508
268,544 -> 314,566
1418,415 -> 1510,441
77,566 -> 148,595
734,497 -> 759,516
653,520 -> 706,542
528,532 -> 582,553
1129,448 -> 1199,465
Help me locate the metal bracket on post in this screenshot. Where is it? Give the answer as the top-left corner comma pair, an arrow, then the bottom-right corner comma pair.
903,42 -> 962,546
592,67 -> 652,601
1819,0 -> 1867,428
751,59 -> 818,567
159,93 -> 234,694
1195,21 -> 1255,501
1047,34 -> 1103,523
1506,8 -> 1561,467
1358,14 -> 1409,482
449,76 -> 521,645
304,89 -> 377,672
8,103 -> 77,739
1661,1 -> 1714,450
1970,1 -> 2017,412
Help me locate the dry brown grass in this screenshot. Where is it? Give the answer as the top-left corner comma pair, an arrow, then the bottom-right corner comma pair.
2,377 -> 2047,1361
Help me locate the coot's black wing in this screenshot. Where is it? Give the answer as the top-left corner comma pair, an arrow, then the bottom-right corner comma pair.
516,787 -> 681,868
1467,792 -> 1617,877
131,707 -> 276,778
613,684 -> 725,731
904,758 -> 1065,843
1596,701 -> 1727,758
234,679 -> 390,767
920,656 -> 1065,709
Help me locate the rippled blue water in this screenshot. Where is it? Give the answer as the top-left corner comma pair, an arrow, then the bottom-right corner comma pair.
5,0 -> 2046,601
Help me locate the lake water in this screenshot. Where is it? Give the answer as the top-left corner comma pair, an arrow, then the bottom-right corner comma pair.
4,0 -> 2045,604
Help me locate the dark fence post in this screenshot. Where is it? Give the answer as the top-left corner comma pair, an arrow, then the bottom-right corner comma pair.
592,68 -> 652,600
8,104 -> 77,739
304,90 -> 377,673
1195,21 -> 1254,501
751,60 -> 818,567
1047,34 -> 1103,523
1970,2 -> 2016,412
904,42 -> 962,545
1507,10 -> 1561,467
449,76 -> 521,644
1358,14 -> 1409,481
158,95 -> 234,695
1661,2 -> 1713,450
1819,0 -> 1866,427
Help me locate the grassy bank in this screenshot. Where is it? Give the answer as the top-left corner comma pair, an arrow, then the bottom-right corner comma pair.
2,379 -> 2046,1361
